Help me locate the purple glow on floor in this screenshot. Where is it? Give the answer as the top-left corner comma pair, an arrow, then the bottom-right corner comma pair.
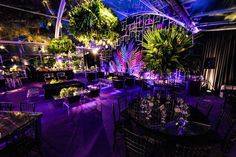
0,82 -> 236,157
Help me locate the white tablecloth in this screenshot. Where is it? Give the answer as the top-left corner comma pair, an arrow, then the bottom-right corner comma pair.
220,85 -> 236,98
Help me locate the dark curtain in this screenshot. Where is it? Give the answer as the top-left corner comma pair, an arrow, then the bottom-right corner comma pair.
197,30 -> 236,92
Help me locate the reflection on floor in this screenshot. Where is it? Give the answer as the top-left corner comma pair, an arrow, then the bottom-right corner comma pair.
0,82 -> 235,157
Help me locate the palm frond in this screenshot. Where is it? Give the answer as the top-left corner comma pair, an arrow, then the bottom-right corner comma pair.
142,25 -> 192,75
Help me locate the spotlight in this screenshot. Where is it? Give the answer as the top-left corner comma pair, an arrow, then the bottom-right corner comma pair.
23,60 -> 29,66
92,48 -> 99,55
0,45 -> 5,50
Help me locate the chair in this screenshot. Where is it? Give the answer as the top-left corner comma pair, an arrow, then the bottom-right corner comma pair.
12,74 -> 22,88
10,119 -> 43,157
44,73 -> 55,83
5,78 -> 13,90
0,102 -> 13,111
57,72 -> 67,80
117,95 -> 128,114
164,99 -> 175,121
215,110 -> 236,152
112,103 -> 124,151
123,128 -> 158,157
224,91 -> 236,114
20,101 -> 36,112
0,119 -> 43,157
174,144 -> 218,157
27,88 -> 40,100
195,101 -> 213,118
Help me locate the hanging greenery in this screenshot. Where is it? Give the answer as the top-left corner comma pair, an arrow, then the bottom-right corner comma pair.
142,25 -> 192,76
0,23 -> 49,43
68,0 -> 120,46
47,36 -> 76,54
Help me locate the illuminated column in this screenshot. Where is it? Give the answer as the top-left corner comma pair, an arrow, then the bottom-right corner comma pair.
55,0 -> 66,38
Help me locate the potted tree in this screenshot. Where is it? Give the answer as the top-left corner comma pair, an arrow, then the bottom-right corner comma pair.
142,25 -> 192,78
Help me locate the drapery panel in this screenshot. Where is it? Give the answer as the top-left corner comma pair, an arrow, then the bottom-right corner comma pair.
198,30 -> 236,92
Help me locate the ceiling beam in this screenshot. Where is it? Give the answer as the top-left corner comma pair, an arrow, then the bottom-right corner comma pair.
197,21 -> 236,27
55,0 -> 66,38
164,0 -> 198,32
192,7 -> 236,18
180,0 -> 196,5
139,0 -> 186,28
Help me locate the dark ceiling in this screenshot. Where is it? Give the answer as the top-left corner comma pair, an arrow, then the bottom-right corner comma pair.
0,0 -> 235,34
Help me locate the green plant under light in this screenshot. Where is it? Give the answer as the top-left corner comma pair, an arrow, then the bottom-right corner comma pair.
68,0 -> 120,46
142,25 -> 192,76
47,36 -> 76,54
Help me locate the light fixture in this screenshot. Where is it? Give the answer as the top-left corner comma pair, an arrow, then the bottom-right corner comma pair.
41,45 -> 46,53
92,48 -> 99,55
23,60 -> 29,66
0,45 -> 5,50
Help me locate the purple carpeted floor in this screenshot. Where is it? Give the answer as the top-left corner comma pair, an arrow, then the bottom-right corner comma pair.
0,81 -> 236,157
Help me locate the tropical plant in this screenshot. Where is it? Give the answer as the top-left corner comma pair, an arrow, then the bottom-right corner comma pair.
47,36 -> 76,54
142,25 -> 192,76
59,87 -> 78,98
68,0 -> 120,46
113,41 -> 144,77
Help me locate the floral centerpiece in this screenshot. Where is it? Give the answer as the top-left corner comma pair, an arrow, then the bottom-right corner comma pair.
59,87 -> 80,104
50,79 -> 63,84
174,98 -> 190,128
59,87 -> 78,98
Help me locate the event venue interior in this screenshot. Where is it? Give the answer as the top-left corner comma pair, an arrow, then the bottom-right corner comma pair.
0,0 -> 236,157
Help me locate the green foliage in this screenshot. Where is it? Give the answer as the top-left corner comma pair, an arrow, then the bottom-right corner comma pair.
72,59 -> 81,70
59,87 -> 78,98
60,88 -> 69,98
0,23 -> 50,42
142,25 -> 192,76
69,0 -> 120,46
47,36 -> 76,54
43,57 -> 56,67
50,79 -> 63,84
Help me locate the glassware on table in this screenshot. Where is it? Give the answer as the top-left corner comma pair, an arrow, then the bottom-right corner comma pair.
140,98 -> 146,113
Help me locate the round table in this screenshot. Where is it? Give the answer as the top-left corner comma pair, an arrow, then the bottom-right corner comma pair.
123,98 -> 220,145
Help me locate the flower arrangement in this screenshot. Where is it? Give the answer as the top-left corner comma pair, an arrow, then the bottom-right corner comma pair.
174,98 -> 190,128
60,88 -> 69,98
59,87 -> 78,98
50,79 -> 63,84
174,98 -> 190,118
159,104 -> 167,124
